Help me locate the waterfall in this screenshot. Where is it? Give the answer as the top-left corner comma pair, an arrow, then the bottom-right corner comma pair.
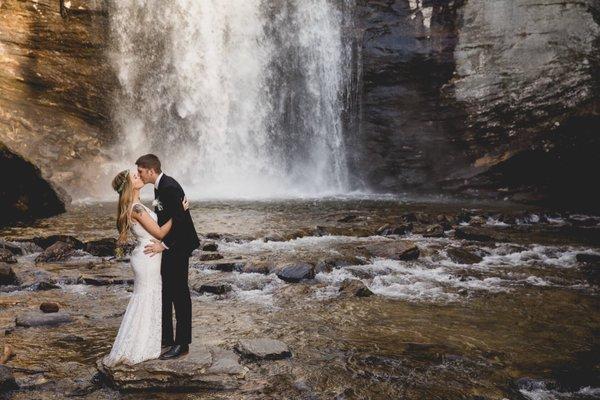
108,0 -> 357,199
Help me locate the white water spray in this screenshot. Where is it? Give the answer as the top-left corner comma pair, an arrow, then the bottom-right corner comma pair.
108,0 -> 357,199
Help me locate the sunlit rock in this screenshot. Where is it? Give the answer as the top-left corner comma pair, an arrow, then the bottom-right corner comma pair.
235,338 -> 291,361
276,262 -> 315,283
35,242 -> 76,263
97,344 -> 247,392
15,311 -> 73,327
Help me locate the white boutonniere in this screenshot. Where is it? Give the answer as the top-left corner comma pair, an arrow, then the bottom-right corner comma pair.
152,198 -> 164,211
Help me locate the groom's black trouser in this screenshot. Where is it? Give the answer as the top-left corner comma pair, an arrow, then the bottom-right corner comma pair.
161,250 -> 192,345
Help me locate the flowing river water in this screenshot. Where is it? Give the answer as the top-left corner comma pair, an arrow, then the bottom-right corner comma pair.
1,198 -> 599,399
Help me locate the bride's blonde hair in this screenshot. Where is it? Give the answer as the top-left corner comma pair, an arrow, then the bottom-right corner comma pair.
112,170 -> 133,244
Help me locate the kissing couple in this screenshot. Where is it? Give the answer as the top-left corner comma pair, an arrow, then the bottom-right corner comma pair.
103,154 -> 200,366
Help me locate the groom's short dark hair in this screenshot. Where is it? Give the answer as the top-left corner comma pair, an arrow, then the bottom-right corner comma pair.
136,154 -> 162,173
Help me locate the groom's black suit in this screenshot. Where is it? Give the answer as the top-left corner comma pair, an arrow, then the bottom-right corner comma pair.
155,174 -> 200,346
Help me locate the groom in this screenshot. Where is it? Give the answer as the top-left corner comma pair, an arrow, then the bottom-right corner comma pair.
136,154 -> 200,360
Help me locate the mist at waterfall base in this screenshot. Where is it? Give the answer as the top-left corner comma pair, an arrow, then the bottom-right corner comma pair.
102,0 -> 360,200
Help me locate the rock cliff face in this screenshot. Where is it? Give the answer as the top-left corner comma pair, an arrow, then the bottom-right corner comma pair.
354,0 -> 600,209
0,0 -> 113,220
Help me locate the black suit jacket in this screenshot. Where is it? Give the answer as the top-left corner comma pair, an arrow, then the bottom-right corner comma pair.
154,174 -> 200,256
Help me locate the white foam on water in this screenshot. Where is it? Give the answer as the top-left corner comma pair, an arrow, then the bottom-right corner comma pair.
485,217 -> 509,227
228,272 -> 285,306
219,234 -> 388,255
479,245 -> 588,269
520,385 -> 600,400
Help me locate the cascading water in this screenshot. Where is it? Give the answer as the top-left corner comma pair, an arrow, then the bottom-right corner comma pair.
108,0 -> 358,199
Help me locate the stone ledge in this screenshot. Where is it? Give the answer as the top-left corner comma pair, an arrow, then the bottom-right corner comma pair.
96,343 -> 247,392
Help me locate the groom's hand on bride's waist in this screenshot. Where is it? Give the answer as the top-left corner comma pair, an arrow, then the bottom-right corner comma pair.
144,239 -> 166,256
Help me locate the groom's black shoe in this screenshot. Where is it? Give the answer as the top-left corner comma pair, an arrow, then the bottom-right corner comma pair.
159,344 -> 189,360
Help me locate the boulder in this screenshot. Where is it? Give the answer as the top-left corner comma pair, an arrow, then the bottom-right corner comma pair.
0,365 -> 18,392
32,235 -> 84,250
455,226 -> 504,242
0,249 -> 16,264
40,302 -> 60,313
367,241 -> 420,261
446,248 -> 483,265
197,283 -> 232,295
235,338 -> 291,360
198,252 -> 224,261
15,311 -> 73,327
35,241 -> 76,263
201,241 -> 218,252
276,262 -> 315,283
85,238 -> 116,257
339,279 -> 373,297
97,344 -> 247,392
376,223 -> 412,236
0,264 -> 18,285
422,224 -> 445,238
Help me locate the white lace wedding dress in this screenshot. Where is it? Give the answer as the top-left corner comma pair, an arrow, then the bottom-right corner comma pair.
103,202 -> 162,366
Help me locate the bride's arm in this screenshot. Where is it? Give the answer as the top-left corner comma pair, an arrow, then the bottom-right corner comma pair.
131,204 -> 172,240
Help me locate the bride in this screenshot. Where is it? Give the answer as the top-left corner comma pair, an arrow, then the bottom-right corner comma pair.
103,169 -> 189,366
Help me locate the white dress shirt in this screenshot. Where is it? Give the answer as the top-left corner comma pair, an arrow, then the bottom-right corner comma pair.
154,172 -> 164,190
153,172 -> 168,250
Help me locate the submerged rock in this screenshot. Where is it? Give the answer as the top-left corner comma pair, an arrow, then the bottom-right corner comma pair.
97,344 -> 247,392
235,338 -> 291,360
85,238 -> 116,257
446,248 -> 483,265
0,264 -> 18,285
276,262 -> 315,283
35,241 -> 76,263
0,249 -> 16,264
339,279 -> 373,297
15,311 -> 72,327
40,302 -> 60,313
0,365 -> 18,392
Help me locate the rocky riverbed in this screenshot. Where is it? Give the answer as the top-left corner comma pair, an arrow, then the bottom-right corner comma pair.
1,198 -> 599,399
